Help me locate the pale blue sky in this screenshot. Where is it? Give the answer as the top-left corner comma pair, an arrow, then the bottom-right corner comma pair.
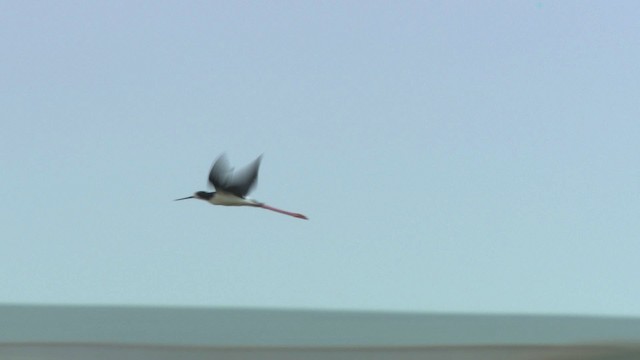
2,1 -> 639,316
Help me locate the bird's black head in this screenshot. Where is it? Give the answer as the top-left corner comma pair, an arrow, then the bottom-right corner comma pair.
175,191 -> 214,201
195,191 -> 214,200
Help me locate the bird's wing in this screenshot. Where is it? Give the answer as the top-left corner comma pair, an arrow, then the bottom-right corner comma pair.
209,154 -> 262,197
208,154 -> 233,190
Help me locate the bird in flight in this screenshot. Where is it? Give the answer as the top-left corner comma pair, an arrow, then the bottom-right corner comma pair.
175,154 -> 308,220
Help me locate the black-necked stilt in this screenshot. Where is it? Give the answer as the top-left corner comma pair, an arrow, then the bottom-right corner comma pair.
175,154 -> 308,220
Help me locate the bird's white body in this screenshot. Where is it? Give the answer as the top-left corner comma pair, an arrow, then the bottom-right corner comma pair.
210,191 -> 261,206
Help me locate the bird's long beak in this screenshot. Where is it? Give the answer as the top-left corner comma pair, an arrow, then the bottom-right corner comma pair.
174,195 -> 195,201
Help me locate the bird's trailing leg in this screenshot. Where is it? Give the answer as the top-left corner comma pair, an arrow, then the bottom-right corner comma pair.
259,204 -> 308,220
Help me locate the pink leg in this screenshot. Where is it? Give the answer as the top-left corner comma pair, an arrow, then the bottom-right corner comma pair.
259,204 -> 308,220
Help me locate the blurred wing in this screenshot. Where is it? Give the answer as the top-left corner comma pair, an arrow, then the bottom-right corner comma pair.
208,154 -> 232,190
224,155 -> 262,197
209,154 -> 262,197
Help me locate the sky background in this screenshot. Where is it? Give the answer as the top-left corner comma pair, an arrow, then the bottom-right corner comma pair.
2,1 -> 639,316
